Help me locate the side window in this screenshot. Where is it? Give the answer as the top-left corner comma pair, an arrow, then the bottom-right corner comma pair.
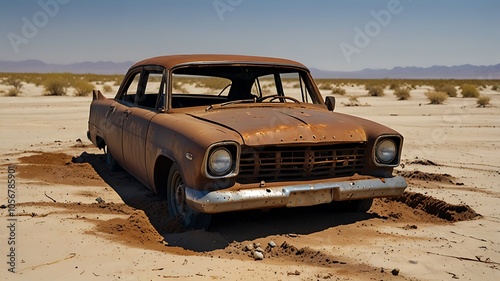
255,74 -> 277,96
282,73 -> 313,104
253,73 -> 313,104
121,72 -> 141,104
137,71 -> 164,109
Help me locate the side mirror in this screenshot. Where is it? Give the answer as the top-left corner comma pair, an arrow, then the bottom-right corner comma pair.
325,96 -> 335,111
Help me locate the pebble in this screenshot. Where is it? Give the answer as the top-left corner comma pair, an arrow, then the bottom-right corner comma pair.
254,242 -> 261,248
268,241 -> 276,248
95,197 -> 104,204
253,251 -> 264,260
391,268 -> 400,276
255,247 -> 264,253
244,244 -> 254,252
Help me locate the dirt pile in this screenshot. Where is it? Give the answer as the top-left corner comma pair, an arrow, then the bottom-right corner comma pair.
93,210 -> 166,250
397,170 -> 454,183
387,192 -> 481,222
18,151 -> 106,186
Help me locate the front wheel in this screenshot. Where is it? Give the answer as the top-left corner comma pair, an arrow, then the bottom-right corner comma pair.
167,163 -> 211,230
330,198 -> 373,213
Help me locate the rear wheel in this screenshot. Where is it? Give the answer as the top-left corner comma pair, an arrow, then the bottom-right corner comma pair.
167,163 -> 211,230
105,146 -> 120,172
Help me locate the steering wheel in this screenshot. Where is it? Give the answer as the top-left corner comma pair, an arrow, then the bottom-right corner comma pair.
257,94 -> 301,104
218,83 -> 232,96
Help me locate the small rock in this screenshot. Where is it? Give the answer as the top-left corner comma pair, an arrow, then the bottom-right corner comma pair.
255,247 -> 264,253
95,197 -> 105,204
254,242 -> 261,248
288,233 -> 298,237
244,244 -> 254,252
391,268 -> 400,276
409,260 -> 418,264
268,241 -> 276,248
287,270 -> 300,276
253,251 -> 264,260
0,205 -> 6,209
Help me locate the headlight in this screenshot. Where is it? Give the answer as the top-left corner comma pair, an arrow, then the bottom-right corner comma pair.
375,139 -> 397,164
208,147 -> 232,176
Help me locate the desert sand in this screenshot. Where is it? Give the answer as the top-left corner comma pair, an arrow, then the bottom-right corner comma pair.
0,81 -> 499,281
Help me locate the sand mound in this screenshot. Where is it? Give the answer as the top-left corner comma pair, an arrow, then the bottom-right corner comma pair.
18,151 -> 106,186
397,170 -> 454,182
387,192 -> 481,222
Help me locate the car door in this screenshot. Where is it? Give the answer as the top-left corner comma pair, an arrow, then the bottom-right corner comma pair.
105,68 -> 142,167
122,67 -> 165,186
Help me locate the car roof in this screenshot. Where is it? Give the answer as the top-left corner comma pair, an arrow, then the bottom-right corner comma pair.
131,54 -> 309,71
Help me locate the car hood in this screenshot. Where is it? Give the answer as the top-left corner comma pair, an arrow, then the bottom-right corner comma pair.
187,106 -> 367,146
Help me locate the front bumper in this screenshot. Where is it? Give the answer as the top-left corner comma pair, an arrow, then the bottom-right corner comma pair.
185,176 -> 407,213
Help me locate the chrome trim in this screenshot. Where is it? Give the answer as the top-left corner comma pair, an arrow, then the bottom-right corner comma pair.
185,176 -> 407,213
201,141 -> 241,179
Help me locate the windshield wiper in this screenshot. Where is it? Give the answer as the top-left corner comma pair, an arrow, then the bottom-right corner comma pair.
205,98 -> 256,112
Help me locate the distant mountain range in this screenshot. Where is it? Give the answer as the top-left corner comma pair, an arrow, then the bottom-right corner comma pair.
310,64 -> 500,79
1,59 -> 499,79
0,59 -> 134,75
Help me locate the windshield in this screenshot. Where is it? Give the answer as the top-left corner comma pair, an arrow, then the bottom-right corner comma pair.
169,65 -> 320,109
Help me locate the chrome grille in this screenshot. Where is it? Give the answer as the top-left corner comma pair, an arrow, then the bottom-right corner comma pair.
237,143 -> 366,184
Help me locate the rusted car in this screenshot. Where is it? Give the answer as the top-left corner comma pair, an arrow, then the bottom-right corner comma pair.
87,54 -> 407,229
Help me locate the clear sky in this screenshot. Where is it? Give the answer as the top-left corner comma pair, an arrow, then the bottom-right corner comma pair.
0,0 -> 498,71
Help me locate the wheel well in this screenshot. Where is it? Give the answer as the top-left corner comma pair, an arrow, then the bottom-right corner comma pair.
96,136 -> 106,150
154,156 -> 174,199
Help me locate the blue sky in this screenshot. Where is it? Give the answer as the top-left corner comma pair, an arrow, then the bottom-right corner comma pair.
0,0 -> 498,71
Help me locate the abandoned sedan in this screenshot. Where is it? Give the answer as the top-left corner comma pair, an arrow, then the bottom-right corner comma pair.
87,54 -> 407,229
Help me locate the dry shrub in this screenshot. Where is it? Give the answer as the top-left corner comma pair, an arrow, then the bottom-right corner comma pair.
460,84 -> 480,98
318,83 -> 332,90
367,85 -> 385,96
6,78 -> 23,89
393,87 -> 411,100
434,84 -> 457,97
4,78 -> 23,96
344,95 -> 361,106
426,91 -> 448,104
389,83 -> 399,90
103,84 -> 113,92
331,87 -> 346,95
43,79 -> 67,96
476,95 -> 491,107
6,87 -> 21,96
73,81 -> 94,96
491,85 -> 499,91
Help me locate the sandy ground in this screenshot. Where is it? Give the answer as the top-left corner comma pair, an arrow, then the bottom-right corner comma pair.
0,82 -> 499,281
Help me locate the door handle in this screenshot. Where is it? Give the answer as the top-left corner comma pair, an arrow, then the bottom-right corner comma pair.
124,109 -> 132,117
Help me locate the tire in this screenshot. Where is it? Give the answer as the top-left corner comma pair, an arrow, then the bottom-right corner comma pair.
330,198 -> 373,213
105,147 -> 120,172
167,163 -> 211,230
349,198 -> 373,213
